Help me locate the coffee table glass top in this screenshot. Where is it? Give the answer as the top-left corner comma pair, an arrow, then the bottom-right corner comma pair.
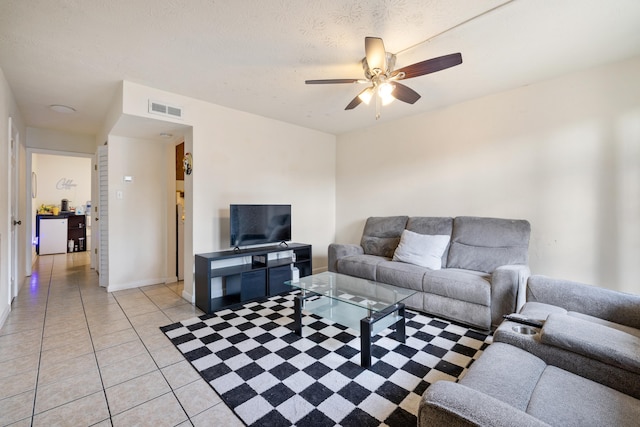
285,271 -> 416,313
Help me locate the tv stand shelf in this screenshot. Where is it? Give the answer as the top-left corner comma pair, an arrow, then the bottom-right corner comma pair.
195,243 -> 312,314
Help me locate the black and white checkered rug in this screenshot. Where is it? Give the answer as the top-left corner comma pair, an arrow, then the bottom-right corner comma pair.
160,292 -> 490,426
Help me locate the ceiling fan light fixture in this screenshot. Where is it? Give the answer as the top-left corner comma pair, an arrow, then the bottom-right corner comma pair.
378,81 -> 394,97
358,87 -> 374,105
378,82 -> 395,106
380,92 -> 395,106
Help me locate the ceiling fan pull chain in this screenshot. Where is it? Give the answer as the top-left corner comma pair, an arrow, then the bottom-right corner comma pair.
375,93 -> 381,120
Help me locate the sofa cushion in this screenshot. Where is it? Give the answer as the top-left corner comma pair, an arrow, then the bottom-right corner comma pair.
392,230 -> 450,269
540,313 -> 640,374
447,216 -> 530,273
423,269 -> 491,306
406,217 -> 454,265
360,216 -> 408,258
458,343 -> 547,412
528,366 -> 640,427
336,254 -> 386,281
569,312 -> 640,339
520,302 -> 640,339
376,260 -> 428,292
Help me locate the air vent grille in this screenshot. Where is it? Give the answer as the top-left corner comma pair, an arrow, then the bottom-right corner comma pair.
148,100 -> 183,119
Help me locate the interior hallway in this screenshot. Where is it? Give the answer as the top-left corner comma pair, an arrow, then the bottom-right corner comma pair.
0,252 -> 243,426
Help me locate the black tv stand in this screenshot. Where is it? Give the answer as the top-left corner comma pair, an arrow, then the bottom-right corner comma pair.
195,243 -> 312,314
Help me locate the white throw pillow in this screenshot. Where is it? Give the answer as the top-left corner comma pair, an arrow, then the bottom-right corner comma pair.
392,230 -> 450,270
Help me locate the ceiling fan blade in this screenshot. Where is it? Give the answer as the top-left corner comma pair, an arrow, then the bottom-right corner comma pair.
345,88 -> 371,110
393,52 -> 462,80
305,78 -> 360,84
392,82 -> 421,104
365,37 -> 387,72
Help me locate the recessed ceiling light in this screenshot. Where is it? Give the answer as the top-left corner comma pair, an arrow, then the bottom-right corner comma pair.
159,132 -> 173,138
49,104 -> 76,114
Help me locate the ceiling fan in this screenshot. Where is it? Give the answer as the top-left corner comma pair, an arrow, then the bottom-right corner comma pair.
305,37 -> 462,119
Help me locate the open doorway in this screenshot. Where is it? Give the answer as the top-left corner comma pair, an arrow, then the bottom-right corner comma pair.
175,141 -> 185,282
29,151 -> 93,266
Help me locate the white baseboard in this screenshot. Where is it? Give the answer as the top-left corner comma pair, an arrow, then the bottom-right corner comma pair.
107,277 -> 172,293
182,289 -> 194,303
0,303 -> 10,331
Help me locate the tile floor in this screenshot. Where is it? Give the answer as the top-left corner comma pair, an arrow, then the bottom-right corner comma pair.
0,252 -> 244,426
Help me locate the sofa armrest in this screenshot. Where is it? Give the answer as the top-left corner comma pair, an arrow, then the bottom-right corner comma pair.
490,265 -> 530,328
527,275 -> 640,329
327,243 -> 363,272
419,381 -> 550,427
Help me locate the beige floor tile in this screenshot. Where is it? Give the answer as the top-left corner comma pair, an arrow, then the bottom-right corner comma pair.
127,310 -> 172,329
191,403 -> 245,427
91,327 -> 139,351
41,326 -> 91,352
95,339 -> 147,369
0,340 -> 41,364
0,328 -> 43,348
162,304 -> 204,323
139,329 -> 175,350
37,352 -> 97,386
32,391 -> 109,427
174,378 -> 222,417
147,343 -> 185,368
105,370 -> 171,415
161,360 -> 201,389
120,303 -> 161,318
0,390 -> 35,426
111,392 -> 188,427
0,369 -> 37,400
100,352 -> 158,388
34,366 -> 103,414
39,338 -> 94,367
0,353 -> 40,379
88,318 -> 132,338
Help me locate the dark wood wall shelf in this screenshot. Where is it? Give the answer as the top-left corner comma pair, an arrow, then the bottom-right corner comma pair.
195,243 -> 312,313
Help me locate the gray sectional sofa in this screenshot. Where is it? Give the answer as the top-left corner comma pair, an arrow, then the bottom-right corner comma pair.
419,342 -> 640,427
328,216 -> 531,330
494,275 -> 640,399
420,275 -> 640,426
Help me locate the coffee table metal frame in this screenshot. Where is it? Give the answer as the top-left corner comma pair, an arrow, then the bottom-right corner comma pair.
287,272 -> 415,368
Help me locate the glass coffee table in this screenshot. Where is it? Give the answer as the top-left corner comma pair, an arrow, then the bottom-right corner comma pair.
286,271 -> 416,367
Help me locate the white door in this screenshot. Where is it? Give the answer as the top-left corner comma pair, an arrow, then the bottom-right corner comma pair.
97,145 -> 108,287
9,117 -> 20,302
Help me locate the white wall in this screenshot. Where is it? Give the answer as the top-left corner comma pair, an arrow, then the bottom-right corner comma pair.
26,127 -> 95,154
336,56 -> 640,295
32,153 -> 92,211
0,65 -> 26,328
106,135 -> 175,291
120,81 -> 336,301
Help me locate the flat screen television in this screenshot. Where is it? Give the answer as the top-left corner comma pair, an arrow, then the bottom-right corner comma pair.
230,204 -> 292,248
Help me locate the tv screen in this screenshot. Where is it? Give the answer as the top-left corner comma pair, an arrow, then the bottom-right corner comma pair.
230,204 -> 292,247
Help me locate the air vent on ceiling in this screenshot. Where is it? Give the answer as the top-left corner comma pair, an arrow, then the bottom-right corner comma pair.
148,100 -> 183,119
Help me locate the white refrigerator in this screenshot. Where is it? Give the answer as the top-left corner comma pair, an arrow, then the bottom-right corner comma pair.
39,218 -> 68,255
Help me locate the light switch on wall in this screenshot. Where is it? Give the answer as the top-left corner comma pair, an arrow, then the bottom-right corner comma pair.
116,190 -> 123,200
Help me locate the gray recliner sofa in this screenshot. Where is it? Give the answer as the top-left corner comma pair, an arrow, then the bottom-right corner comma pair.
419,342 -> 640,427
328,216 -> 531,330
494,275 -> 640,399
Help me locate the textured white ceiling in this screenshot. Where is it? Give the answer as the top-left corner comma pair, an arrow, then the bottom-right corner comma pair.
1,0 -> 640,136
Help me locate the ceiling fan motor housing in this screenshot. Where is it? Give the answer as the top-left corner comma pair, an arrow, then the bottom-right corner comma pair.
362,53 -> 396,79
